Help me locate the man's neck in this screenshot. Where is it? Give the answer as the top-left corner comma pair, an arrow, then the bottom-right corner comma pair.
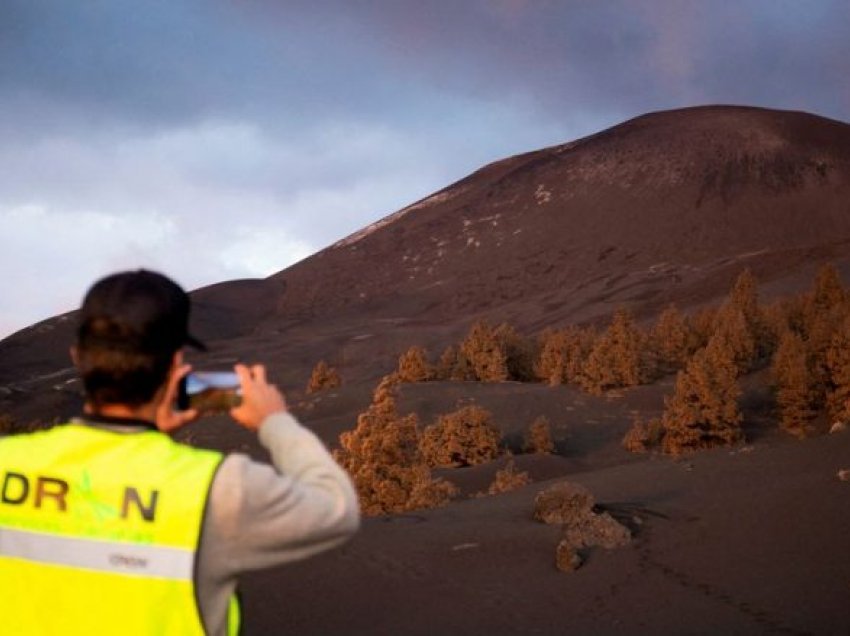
84,403 -> 157,424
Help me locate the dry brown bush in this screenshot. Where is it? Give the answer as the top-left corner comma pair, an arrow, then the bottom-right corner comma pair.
534,482 -> 596,524
524,415 -> 555,454
420,404 -> 502,467
534,481 -> 630,572
396,346 -> 434,383
534,326 -> 595,386
555,539 -> 583,572
334,375 -> 456,515
306,360 -> 341,394
493,323 -> 537,382
622,416 -> 664,453
436,345 -> 474,381
661,335 -> 743,454
771,330 -> 817,438
460,321 -> 508,382
580,308 -> 650,394
485,458 -> 531,495
649,304 -> 697,374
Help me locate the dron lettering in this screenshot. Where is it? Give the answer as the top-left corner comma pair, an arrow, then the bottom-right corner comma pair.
1,471 -> 159,522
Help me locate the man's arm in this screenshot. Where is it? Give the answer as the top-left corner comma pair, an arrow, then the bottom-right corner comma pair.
206,411 -> 360,571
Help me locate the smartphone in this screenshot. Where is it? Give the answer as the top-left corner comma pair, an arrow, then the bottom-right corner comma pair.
178,371 -> 242,413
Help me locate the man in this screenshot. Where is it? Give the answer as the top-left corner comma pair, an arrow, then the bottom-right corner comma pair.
0,270 -> 360,635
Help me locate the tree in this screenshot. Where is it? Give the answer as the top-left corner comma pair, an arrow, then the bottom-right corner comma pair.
524,416 -> 555,454
535,326 -> 595,386
771,330 -> 817,438
436,345 -> 474,381
724,268 -> 770,360
493,323 -> 537,381
306,360 -> 341,394
711,305 -> 757,374
622,416 -> 664,453
397,346 -> 434,383
824,316 -> 850,426
809,263 -> 845,315
581,309 -> 648,394
334,375 -> 456,515
420,404 -> 502,467
650,304 -> 696,373
460,321 -> 509,382
661,335 -> 743,454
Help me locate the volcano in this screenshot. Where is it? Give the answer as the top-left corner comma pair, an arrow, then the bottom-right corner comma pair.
2,105 -> 850,635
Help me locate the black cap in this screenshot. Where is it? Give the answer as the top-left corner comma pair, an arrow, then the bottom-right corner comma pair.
77,270 -> 206,354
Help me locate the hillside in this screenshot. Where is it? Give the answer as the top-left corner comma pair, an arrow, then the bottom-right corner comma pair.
3,105 -> 850,423
2,105 -> 850,634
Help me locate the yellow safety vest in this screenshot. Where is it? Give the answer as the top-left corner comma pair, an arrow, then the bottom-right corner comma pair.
0,421 -> 240,635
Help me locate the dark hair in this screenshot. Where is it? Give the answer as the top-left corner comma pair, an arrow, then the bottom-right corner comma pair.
76,338 -> 174,408
75,270 -> 204,408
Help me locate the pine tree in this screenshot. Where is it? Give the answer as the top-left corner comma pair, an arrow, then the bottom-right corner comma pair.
771,330 -> 817,438
809,263 -> 845,315
493,323 -> 536,381
661,335 -> 743,454
725,268 -> 770,360
524,416 -> 555,454
711,305 -> 757,374
436,345 -> 474,381
534,326 -> 595,386
824,316 -> 850,426
580,309 -> 647,394
650,304 -> 695,373
460,321 -> 508,382
335,375 -> 456,515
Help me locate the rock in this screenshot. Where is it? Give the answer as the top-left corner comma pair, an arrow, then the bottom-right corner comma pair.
837,469 -> 850,482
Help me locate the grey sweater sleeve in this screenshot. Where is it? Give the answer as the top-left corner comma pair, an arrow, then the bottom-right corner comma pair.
195,412 -> 360,635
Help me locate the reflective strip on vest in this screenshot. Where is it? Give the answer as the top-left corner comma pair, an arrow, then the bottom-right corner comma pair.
0,526 -> 194,579
0,423 -> 239,635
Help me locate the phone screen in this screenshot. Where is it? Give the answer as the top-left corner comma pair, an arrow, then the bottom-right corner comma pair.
178,371 -> 242,413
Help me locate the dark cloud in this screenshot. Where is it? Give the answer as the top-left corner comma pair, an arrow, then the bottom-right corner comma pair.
2,0 -> 849,336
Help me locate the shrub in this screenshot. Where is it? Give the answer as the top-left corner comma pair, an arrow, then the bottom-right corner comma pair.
534,326 -> 595,386
581,308 -> 649,394
485,458 -> 531,495
334,375 -> 456,515
306,360 -> 341,394
436,345 -> 474,381
397,346 -> 434,383
460,321 -> 508,382
661,335 -> 743,454
622,416 -> 664,453
534,481 -> 630,572
493,323 -> 537,382
824,316 -> 850,425
649,304 -> 696,373
771,330 -> 817,438
524,416 -> 555,454
420,404 -> 502,467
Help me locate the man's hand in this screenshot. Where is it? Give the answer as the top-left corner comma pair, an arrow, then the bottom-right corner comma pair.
156,363 -> 199,434
230,363 -> 287,430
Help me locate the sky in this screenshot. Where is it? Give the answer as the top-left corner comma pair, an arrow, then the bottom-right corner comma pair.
1,1 -> 849,338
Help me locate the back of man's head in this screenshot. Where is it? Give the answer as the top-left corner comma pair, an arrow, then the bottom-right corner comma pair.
75,270 -> 204,408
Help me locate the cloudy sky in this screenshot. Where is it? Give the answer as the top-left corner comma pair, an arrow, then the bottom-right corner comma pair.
1,1 -> 849,337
